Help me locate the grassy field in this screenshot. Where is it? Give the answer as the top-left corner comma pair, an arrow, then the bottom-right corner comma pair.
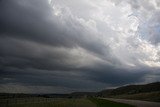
89,98 -> 135,107
0,97 -> 135,107
110,91 -> 160,102
1,98 -> 96,107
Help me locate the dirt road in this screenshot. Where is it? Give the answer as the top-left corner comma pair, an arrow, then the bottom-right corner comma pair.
104,98 -> 160,107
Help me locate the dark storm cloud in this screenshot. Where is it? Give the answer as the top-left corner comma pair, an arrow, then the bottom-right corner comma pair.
0,0 -> 114,93
0,0 -> 109,56
0,0 -> 73,47
0,0 -> 160,93
0,0 -> 110,69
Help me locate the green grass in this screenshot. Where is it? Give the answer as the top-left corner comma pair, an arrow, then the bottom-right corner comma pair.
2,98 -> 96,107
1,97 -> 135,107
111,91 -> 160,102
89,98 -> 135,107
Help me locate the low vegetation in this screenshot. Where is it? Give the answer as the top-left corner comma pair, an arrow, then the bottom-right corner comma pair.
0,97 -> 136,107
97,82 -> 160,102
98,82 -> 160,97
0,82 -> 160,107
111,91 -> 160,102
0,98 -> 96,107
89,98 -> 135,107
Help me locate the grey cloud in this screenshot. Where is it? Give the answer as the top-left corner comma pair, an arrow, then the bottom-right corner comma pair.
138,11 -> 160,45
0,0 -> 109,56
129,0 -> 155,11
0,0 -> 73,47
0,0 -> 160,93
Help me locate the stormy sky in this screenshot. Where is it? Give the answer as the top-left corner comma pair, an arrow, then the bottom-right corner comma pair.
0,0 -> 160,93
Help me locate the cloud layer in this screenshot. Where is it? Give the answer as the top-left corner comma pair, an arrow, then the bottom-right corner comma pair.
0,0 -> 160,93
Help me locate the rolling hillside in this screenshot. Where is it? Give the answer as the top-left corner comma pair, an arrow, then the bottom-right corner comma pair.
97,82 -> 160,102
98,82 -> 160,96
1,82 -> 160,102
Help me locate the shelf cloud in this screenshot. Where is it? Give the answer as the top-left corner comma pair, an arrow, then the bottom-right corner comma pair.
0,0 -> 160,93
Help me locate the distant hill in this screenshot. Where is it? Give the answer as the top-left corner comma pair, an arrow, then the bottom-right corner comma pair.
70,92 -> 97,98
1,82 -> 160,102
0,93 -> 40,99
97,82 -> 160,97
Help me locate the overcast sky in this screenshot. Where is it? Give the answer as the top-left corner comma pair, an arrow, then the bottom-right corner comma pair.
0,0 -> 160,93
